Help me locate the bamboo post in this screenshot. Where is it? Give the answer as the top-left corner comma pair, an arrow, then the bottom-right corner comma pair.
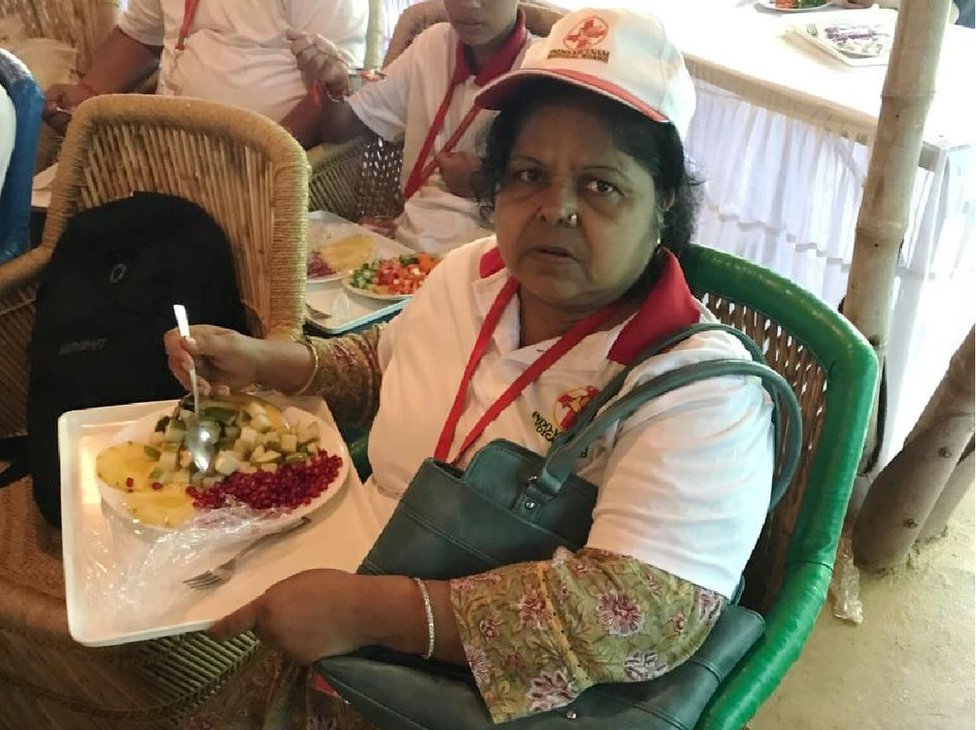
919,438 -> 975,541
841,0 -> 950,469
854,328 -> 975,569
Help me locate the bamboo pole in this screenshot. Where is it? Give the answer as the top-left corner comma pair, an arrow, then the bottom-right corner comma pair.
842,0 -> 951,469
854,328 -> 975,569
919,438 -> 975,541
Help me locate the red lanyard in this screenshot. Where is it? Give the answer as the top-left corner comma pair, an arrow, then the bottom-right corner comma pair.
176,0 -> 201,51
402,91 -> 481,201
434,278 -> 623,464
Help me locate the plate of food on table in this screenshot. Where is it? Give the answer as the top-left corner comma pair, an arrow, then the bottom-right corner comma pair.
790,18 -> 893,64
94,393 -> 348,529
306,226 -> 376,282
756,0 -> 833,13
341,253 -> 441,301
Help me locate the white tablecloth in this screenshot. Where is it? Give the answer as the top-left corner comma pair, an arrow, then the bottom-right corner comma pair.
563,0 -> 976,469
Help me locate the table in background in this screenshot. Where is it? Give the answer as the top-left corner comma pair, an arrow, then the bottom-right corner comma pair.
635,0 -> 974,469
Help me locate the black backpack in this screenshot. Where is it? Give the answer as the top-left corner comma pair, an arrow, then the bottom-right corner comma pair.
27,192 -> 248,526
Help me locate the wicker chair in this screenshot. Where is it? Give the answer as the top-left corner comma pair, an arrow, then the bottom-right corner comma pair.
306,0 -> 565,217
342,245 -> 878,728
0,97 -> 308,728
0,94 -> 309,440
0,0 -> 120,170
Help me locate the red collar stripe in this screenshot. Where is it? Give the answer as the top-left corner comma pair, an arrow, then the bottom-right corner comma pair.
476,247 -> 701,365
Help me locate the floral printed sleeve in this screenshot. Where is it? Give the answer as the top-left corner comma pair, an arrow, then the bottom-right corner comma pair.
300,326 -> 384,430
450,547 -> 725,724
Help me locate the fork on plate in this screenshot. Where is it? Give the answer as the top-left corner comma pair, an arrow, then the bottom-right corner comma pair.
183,516 -> 312,590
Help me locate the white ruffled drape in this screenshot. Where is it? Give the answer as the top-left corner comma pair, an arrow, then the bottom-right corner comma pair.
687,78 -> 976,468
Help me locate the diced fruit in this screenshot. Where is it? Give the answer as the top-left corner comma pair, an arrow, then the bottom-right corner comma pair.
253,448 -> 281,464
251,413 -> 273,433
305,440 -> 320,454
203,406 -> 237,424
232,438 -> 250,458
260,464 -> 277,473
214,450 -> 243,476
297,421 -> 319,444
240,426 -> 258,448
280,434 -> 297,454
148,431 -> 164,447
246,401 -> 267,419
179,450 -> 192,469
159,450 -> 179,471
223,425 -> 241,440
251,444 -> 266,462
164,421 -> 185,443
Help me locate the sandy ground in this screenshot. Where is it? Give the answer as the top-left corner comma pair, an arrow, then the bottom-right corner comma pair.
751,486 -> 975,730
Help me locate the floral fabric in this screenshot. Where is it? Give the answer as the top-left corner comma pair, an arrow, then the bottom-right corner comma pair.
304,326 -> 384,429
451,547 -> 724,724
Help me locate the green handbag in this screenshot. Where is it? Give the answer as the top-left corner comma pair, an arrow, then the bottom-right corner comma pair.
316,323 -> 802,729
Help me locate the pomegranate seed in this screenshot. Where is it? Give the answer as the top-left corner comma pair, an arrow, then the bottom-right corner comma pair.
126,477 -> 134,487
184,452 -> 343,513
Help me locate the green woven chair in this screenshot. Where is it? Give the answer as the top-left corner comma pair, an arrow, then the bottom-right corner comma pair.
346,244 -> 878,728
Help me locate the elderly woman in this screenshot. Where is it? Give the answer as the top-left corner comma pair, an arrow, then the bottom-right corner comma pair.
164,8 -> 773,724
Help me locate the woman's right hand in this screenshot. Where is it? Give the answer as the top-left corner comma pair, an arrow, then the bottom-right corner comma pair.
287,29 -> 350,100
43,83 -> 96,133
164,325 -> 263,397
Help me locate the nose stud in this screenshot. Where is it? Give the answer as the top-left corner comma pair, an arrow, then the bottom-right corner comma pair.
558,212 -> 579,228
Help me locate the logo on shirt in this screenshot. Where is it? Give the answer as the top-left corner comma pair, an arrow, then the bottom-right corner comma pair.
554,385 -> 599,430
531,386 -> 597,457
549,17 -> 611,63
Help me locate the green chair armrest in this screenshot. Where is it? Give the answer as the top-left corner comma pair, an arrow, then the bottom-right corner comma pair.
699,561 -> 832,729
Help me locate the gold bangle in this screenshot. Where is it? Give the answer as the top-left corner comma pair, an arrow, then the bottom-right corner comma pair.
291,336 -> 320,396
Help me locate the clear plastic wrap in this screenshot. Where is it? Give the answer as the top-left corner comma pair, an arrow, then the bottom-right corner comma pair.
828,529 -> 864,625
85,502 -> 301,632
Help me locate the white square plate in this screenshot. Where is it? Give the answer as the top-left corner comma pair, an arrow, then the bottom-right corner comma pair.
305,212 -> 413,334
59,394 -> 381,646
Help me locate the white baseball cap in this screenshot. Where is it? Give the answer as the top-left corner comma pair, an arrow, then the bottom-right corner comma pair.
476,8 -> 696,142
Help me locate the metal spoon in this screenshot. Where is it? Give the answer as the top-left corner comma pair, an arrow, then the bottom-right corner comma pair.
173,304 -> 215,473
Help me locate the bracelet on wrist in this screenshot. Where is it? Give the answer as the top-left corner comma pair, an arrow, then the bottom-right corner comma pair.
413,577 -> 436,660
288,335 -> 320,396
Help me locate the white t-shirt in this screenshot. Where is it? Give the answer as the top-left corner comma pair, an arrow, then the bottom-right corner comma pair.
118,0 -> 367,123
348,22 -> 532,255
364,238 -> 775,599
0,84 -> 14,203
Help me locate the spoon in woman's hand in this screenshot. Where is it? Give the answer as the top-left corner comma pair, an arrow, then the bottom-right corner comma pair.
173,304 -> 215,473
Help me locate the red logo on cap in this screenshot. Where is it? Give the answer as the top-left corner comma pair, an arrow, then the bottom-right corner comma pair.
563,16 -> 609,51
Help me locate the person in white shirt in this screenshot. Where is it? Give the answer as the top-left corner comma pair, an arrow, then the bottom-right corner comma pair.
163,8 -> 774,724
41,0 -> 367,147
288,0 -> 532,254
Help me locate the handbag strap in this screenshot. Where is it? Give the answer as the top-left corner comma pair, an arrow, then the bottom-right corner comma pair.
555,322 -> 767,446
535,356 -> 803,515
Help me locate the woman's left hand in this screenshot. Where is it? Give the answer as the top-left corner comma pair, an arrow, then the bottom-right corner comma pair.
208,569 -> 368,663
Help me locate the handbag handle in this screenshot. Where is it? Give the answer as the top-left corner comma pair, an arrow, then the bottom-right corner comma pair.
553,323 -> 768,450
535,358 -> 803,514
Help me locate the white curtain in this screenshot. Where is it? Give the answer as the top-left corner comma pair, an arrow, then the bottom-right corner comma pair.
687,79 -> 976,469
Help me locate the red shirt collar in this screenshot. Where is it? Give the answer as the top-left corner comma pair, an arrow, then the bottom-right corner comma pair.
452,9 -> 528,87
477,247 -> 701,365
